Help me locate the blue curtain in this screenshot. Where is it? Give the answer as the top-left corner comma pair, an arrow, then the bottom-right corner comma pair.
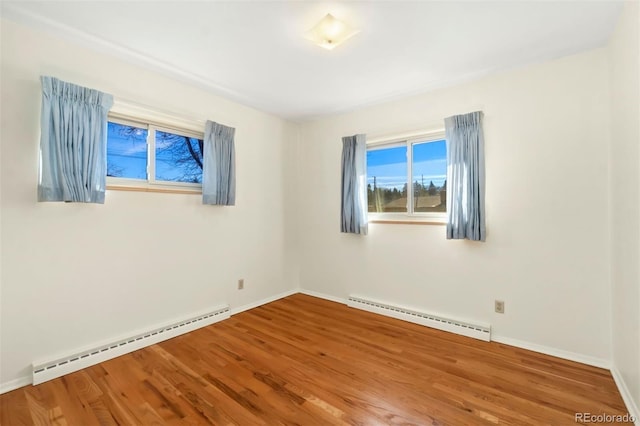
445,111 -> 486,241
341,134 -> 368,235
38,76 -> 113,203
202,120 -> 236,205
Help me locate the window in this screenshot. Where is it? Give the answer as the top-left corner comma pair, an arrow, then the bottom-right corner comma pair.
107,117 -> 204,191
367,134 -> 447,221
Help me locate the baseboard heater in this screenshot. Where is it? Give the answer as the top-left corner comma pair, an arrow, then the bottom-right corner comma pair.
347,295 -> 491,342
32,305 -> 230,385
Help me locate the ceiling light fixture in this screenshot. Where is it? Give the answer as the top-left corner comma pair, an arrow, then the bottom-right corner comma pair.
305,13 -> 359,51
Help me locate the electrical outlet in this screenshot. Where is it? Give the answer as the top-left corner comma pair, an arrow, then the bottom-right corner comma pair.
495,300 -> 505,314
238,279 -> 244,290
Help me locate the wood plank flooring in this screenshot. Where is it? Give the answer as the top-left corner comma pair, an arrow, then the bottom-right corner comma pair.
0,294 -> 631,425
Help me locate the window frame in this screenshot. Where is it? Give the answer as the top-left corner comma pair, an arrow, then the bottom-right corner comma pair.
367,130 -> 447,224
106,114 -> 205,194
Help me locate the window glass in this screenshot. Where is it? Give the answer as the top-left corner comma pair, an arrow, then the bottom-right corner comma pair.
155,130 -> 204,184
367,145 -> 407,213
106,122 -> 148,180
412,140 -> 447,212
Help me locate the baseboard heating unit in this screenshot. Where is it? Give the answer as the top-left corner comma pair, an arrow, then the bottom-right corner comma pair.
347,296 -> 491,342
32,305 -> 230,385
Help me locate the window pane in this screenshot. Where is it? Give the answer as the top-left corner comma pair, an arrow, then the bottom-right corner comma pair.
155,130 -> 204,184
412,140 -> 447,213
107,122 -> 148,179
367,145 -> 407,213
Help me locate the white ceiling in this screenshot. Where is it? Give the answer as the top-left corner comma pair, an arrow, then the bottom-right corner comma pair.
1,1 -> 623,121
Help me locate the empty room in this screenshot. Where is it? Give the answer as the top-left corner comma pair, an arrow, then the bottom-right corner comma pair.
0,1 -> 639,424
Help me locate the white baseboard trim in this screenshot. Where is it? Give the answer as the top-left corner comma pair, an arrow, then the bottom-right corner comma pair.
611,367 -> 640,425
0,375 -> 32,394
298,288 -> 347,305
491,334 -> 611,369
230,289 -> 298,316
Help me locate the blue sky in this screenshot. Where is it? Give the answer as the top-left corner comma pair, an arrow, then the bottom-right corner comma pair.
106,122 -> 147,179
367,140 -> 447,190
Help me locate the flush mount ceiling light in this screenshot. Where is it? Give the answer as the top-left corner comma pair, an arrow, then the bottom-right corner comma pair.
305,13 -> 359,50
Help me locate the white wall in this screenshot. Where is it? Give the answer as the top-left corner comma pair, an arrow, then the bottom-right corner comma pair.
297,48 -> 612,363
609,0 -> 640,411
0,19 -> 298,386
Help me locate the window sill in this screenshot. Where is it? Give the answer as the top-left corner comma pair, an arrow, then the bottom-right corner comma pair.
368,214 -> 446,226
369,219 -> 446,226
106,185 -> 201,195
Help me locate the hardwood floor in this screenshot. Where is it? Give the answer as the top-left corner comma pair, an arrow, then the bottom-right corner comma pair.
0,294 -> 631,425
